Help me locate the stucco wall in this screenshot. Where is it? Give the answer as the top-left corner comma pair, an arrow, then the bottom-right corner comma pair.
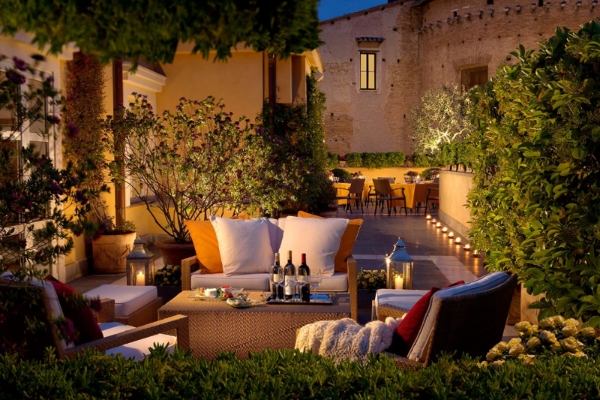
438,170 -> 473,237
157,51 -> 264,121
319,0 -> 600,154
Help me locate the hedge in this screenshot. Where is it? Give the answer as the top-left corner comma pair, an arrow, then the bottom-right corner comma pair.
344,152 -> 407,168
3,348 -> 600,398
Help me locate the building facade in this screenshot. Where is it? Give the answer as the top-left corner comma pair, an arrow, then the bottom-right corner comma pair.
319,0 -> 600,154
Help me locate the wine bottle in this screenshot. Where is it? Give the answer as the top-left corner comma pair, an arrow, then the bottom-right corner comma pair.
298,253 -> 311,302
271,253 -> 283,300
283,250 -> 296,300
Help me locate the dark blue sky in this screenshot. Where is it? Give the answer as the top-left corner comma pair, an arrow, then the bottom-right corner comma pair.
318,0 -> 387,21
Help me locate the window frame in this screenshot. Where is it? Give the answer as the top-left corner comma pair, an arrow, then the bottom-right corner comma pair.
359,51 -> 377,91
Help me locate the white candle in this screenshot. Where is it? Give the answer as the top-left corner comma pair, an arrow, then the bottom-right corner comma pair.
473,249 -> 480,257
435,222 -> 441,228
426,214 -> 432,220
432,218 -> 437,223
464,244 -> 471,251
394,275 -> 404,289
136,271 -> 145,286
442,227 -> 448,233
455,237 -> 462,244
448,232 -> 455,238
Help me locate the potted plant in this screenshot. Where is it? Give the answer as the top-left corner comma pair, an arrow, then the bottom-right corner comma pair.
90,214 -> 136,274
104,94 -> 297,265
356,269 -> 387,309
404,170 -> 419,183
154,264 -> 182,304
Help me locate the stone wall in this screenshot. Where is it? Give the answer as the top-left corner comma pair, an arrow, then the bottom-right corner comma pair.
319,0 -> 600,154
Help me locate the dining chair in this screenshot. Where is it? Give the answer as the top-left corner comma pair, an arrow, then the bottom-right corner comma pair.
336,178 -> 365,213
425,187 -> 439,215
373,179 -> 408,216
378,177 -> 396,183
365,183 -> 377,208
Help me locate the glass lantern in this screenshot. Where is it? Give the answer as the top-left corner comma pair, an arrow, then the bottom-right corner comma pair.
126,237 -> 155,286
385,238 -> 414,289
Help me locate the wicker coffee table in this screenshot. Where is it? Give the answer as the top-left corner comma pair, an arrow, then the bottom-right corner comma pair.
158,291 -> 351,359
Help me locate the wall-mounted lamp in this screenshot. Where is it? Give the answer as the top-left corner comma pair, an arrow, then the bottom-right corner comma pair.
515,4 -> 523,11
531,3 -> 537,9
447,17 -> 453,24
504,6 -> 511,13
478,10 -> 485,17
437,20 -> 442,26
576,1 -> 582,6
592,0 -> 598,7
560,1 -> 566,7
466,12 -> 472,19
489,7 -> 495,15
545,2 -> 552,8
454,14 -> 462,21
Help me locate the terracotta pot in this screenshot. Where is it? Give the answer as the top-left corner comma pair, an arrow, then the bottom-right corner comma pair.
405,161 -> 414,167
154,240 -> 196,266
92,232 -> 137,273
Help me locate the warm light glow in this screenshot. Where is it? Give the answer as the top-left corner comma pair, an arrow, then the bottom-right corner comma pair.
426,214 -> 432,220
432,218 -> 437,224
394,275 -> 404,289
455,237 -> 462,244
464,244 -> 471,251
435,222 -> 441,228
473,249 -> 481,257
448,232 -> 455,238
136,271 -> 145,286
442,227 -> 448,233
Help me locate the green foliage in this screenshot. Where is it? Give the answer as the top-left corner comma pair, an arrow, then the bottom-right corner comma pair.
439,142 -> 475,169
331,168 -> 352,180
0,55 -> 103,272
0,1 -> 322,68
357,269 -> 386,291
467,22 -> 600,324
410,84 -> 475,155
412,152 -> 440,167
326,152 -> 339,169
5,348 -> 600,398
344,152 -> 362,167
343,152 -> 410,168
258,70 -> 335,213
420,168 -> 440,181
155,265 -> 181,287
107,94 -> 296,243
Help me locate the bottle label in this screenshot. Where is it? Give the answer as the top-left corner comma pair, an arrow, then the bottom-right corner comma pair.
284,276 -> 293,295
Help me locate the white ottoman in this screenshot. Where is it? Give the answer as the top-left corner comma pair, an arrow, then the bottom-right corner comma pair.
85,285 -> 162,327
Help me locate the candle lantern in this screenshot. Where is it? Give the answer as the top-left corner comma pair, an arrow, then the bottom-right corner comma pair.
426,214 -> 432,220
126,237 -> 155,286
448,231 -> 455,238
455,237 -> 462,244
385,237 -> 414,289
442,227 -> 448,233
435,222 -> 442,228
464,244 -> 471,251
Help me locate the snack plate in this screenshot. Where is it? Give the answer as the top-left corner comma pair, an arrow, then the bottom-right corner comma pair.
265,293 -> 334,305
189,288 -> 243,302
225,299 -> 265,308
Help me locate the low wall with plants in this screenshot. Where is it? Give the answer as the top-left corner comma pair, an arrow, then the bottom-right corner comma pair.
328,152 -> 441,169
333,167 -> 431,182
3,348 -> 600,398
439,171 -> 473,238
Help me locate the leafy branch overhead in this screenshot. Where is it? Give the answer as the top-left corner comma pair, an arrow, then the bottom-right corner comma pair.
0,0 -> 322,66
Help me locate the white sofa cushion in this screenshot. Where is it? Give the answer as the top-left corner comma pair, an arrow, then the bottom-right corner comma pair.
375,289 -> 429,313
190,272 -> 270,291
84,284 -> 157,318
211,216 -> 274,275
319,273 -> 349,292
266,218 -> 282,254
278,216 -> 348,276
100,322 -> 176,361
408,272 -> 510,362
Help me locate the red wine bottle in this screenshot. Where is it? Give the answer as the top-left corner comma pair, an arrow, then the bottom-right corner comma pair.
284,250 -> 296,300
298,253 -> 311,302
271,253 -> 283,300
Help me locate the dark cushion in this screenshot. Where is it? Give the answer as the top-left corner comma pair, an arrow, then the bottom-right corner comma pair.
389,280 -> 464,356
44,276 -> 103,345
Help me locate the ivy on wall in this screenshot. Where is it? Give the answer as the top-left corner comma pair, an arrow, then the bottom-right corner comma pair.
468,22 -> 600,325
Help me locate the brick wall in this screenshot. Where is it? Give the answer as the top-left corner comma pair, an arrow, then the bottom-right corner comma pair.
319,0 -> 599,154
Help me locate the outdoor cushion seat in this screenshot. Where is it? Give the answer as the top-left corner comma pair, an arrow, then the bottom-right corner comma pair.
318,273 -> 348,292
191,272 -> 270,291
85,285 -> 158,318
100,322 -> 176,361
375,289 -> 429,317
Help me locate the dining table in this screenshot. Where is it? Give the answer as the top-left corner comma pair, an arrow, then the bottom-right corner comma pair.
334,181 -> 439,212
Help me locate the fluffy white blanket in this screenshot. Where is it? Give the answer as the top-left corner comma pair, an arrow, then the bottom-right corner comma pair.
295,317 -> 401,364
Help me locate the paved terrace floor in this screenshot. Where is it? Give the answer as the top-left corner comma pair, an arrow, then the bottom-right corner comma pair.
69,207 -> 516,337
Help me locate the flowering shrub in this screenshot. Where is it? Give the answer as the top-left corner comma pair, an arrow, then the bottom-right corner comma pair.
357,269 -> 387,291
420,168 -> 439,181
482,315 -> 598,368
155,265 -> 181,287
405,170 -> 419,177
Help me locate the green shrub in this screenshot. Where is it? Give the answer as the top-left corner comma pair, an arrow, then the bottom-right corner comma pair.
468,22 -> 600,324
360,152 -> 375,169
357,269 -> 387,291
326,152 -> 339,169
412,152 -> 439,167
155,265 -> 181,287
345,152 -> 362,167
4,348 -> 600,398
331,168 -> 352,180
420,168 -> 440,181
385,152 -> 406,167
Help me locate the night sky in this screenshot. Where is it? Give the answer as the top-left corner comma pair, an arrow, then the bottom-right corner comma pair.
318,0 -> 387,21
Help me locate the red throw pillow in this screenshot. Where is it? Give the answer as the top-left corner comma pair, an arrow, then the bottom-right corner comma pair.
44,276 -> 103,345
389,280 -> 465,356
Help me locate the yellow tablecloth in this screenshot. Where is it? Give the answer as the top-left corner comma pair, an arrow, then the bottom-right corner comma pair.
335,182 -> 439,210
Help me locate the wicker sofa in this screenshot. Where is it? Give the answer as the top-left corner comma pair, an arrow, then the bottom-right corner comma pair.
180,214 -> 360,321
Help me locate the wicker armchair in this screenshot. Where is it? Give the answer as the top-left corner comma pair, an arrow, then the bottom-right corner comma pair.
0,278 -> 189,361
385,273 -> 517,368
182,255 -> 359,321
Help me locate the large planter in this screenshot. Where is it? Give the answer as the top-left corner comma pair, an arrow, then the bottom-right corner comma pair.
156,286 -> 182,304
92,232 -> 137,273
357,289 -> 377,309
154,240 -> 196,266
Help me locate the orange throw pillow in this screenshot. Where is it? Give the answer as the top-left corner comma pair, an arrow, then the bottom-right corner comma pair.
185,220 -> 223,274
297,211 -> 362,273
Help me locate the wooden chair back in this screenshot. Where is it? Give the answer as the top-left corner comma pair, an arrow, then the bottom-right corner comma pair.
378,177 -> 396,183
373,178 -> 392,196
348,178 -> 365,196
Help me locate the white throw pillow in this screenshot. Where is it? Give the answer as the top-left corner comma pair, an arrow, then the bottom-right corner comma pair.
210,216 -> 274,275
278,216 -> 349,276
